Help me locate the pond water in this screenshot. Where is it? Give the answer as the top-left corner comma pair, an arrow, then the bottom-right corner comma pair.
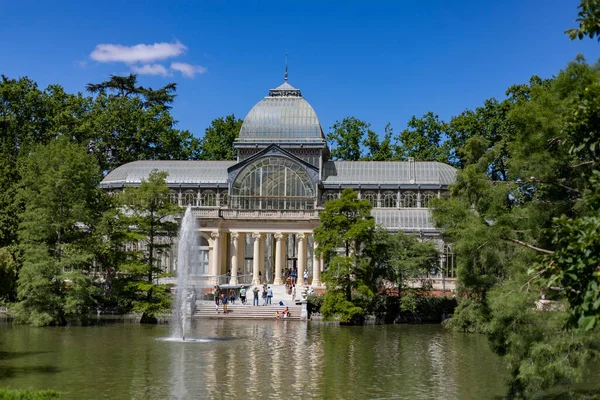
0,320 -> 509,399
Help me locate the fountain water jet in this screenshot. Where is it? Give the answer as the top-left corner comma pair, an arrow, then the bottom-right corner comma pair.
170,205 -> 200,341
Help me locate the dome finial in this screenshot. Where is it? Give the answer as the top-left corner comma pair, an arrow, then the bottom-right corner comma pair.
284,53 -> 288,82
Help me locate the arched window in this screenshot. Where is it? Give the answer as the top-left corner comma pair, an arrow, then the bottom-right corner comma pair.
169,192 -> 178,204
183,191 -> 196,206
219,192 -> 229,207
401,191 -> 417,208
421,191 -> 436,208
322,191 -> 339,204
443,244 -> 456,278
201,191 -> 216,207
382,191 -> 397,208
231,156 -> 315,210
362,191 -> 378,208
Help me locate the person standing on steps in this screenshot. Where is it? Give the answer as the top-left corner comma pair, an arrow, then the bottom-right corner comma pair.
304,270 -> 308,285
262,286 -> 268,306
239,287 -> 247,305
253,286 -> 259,306
291,284 -> 296,302
267,286 -> 273,305
214,286 -> 220,314
221,293 -> 228,314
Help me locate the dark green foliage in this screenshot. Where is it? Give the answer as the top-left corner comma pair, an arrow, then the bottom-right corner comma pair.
433,57 -> 600,396
0,246 -> 18,302
0,388 -> 62,399
566,0 -> 600,40
327,117 -> 371,161
307,293 -> 323,315
315,188 -> 375,302
14,137 -> 102,326
320,291 -> 365,324
116,170 -> 180,323
395,112 -> 451,163
443,298 -> 491,333
487,283 -> 600,399
199,114 -> 243,160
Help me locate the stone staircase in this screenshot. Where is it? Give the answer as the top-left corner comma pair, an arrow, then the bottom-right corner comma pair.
193,301 -> 302,320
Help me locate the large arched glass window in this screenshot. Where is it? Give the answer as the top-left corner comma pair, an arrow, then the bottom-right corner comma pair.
201,191 -> 216,207
401,191 -> 417,208
231,156 -> 315,210
382,191 -> 397,208
362,191 -> 378,208
183,191 -> 196,206
421,191 -> 436,208
322,191 -> 339,204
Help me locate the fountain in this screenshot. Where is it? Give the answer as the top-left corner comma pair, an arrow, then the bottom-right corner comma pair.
170,205 -> 199,341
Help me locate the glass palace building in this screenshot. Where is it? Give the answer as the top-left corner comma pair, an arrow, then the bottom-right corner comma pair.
100,78 -> 457,289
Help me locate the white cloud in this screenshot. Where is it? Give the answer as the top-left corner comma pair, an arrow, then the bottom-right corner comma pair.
131,64 -> 170,76
90,41 -> 186,63
170,62 -> 207,78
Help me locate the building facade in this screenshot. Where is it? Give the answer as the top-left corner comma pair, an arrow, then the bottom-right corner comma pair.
100,78 -> 457,289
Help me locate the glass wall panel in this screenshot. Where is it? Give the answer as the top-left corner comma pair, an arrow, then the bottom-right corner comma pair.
231,156 -> 315,210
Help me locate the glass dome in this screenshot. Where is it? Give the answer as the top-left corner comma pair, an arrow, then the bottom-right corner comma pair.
237,81 -> 325,142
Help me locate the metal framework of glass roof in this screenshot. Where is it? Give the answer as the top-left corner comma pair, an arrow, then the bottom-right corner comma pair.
236,81 -> 325,143
99,77 -> 458,232
322,161 -> 456,187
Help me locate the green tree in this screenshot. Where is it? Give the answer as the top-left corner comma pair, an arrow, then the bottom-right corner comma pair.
327,117 -> 371,161
314,189 -> 375,322
117,170 -> 180,323
362,123 -> 395,161
199,114 -> 243,160
433,58 -> 600,396
14,137 -> 102,326
0,246 -> 17,303
395,112 -> 451,163
384,231 -> 439,312
566,0 -> 600,40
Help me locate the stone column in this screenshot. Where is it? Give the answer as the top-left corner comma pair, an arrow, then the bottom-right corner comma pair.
210,230 -> 221,285
237,232 -> 246,282
312,236 -> 322,287
273,233 -> 284,285
297,233 -> 306,289
281,234 -> 288,273
229,232 -> 239,286
259,234 -> 265,283
252,232 -> 262,285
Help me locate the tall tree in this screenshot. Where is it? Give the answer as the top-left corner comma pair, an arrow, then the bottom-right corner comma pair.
395,112 -> 451,163
433,58 -> 600,396
118,170 -> 180,323
14,137 -> 102,326
199,114 -> 243,160
327,117 -> 372,161
362,123 -> 395,161
314,189 -> 375,322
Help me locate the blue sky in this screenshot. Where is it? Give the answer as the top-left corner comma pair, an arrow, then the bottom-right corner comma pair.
1,1 -> 598,140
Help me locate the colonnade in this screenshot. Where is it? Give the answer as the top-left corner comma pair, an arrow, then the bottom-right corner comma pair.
207,230 -> 323,288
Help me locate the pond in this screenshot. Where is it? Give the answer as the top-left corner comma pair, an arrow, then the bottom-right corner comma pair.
0,320 -> 508,399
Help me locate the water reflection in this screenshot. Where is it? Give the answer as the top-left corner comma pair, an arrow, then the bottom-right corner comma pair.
0,321 -> 509,399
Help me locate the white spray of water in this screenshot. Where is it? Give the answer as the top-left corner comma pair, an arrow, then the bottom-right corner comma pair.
171,206 -> 200,340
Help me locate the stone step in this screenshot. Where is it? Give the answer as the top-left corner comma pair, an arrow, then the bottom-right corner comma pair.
193,303 -> 302,320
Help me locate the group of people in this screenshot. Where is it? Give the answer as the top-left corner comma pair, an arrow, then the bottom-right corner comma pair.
251,283 -> 273,306
213,285 -> 248,314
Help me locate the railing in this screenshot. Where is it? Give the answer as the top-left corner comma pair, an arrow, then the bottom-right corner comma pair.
159,274 -> 255,289
191,207 -> 320,220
